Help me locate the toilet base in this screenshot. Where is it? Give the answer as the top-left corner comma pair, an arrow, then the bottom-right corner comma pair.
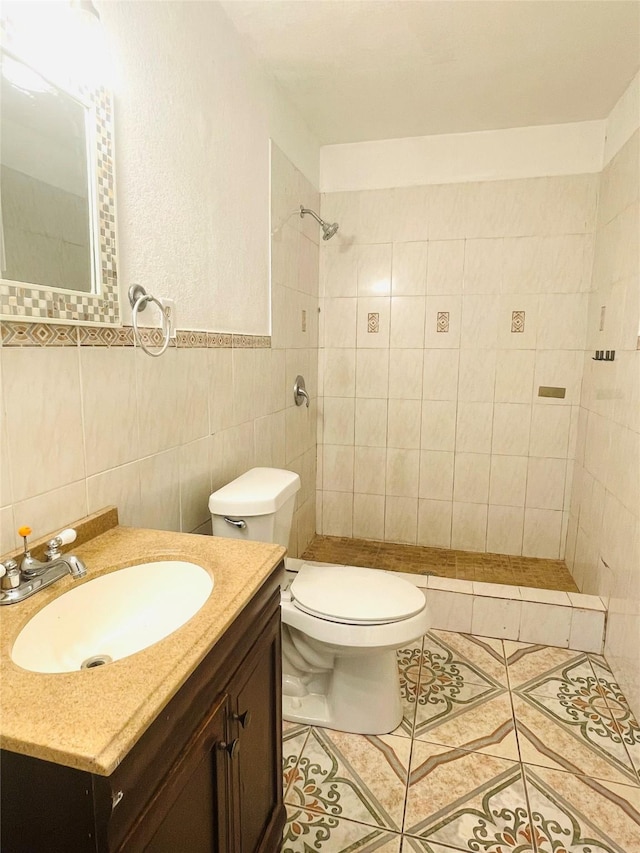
282,648 -> 403,734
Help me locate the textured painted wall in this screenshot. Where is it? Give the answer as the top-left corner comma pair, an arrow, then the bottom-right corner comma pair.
98,0 -> 318,334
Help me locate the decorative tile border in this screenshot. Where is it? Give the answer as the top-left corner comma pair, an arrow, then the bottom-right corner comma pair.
0,322 -> 78,347
208,332 -> 234,348
176,330 -> 208,348
0,320 -> 270,349
77,326 -> 135,347
232,334 -> 256,348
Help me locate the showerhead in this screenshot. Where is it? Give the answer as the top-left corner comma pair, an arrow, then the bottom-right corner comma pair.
321,221 -> 339,241
300,205 -> 339,241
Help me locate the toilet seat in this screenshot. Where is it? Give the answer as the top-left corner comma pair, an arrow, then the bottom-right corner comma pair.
289,564 -> 426,625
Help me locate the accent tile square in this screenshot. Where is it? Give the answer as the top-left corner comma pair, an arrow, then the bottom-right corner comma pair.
511,309 -> 526,332
436,311 -> 449,332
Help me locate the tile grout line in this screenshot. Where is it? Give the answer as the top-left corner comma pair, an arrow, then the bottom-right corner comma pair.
399,634 -> 424,838
501,638 -> 543,853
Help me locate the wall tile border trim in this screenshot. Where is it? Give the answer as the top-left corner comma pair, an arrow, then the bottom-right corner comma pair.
0,321 -> 271,349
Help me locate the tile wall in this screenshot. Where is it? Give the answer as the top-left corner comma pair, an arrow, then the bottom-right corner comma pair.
317,174 -> 597,559
0,144 -> 319,560
567,129 -> 640,712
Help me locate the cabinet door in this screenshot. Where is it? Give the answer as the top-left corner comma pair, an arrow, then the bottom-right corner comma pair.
119,693 -> 231,853
228,604 -> 284,853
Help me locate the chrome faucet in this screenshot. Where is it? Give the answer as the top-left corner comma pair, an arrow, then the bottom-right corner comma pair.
0,526 -> 87,605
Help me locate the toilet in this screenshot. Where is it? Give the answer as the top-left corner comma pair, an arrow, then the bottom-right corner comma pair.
209,467 -> 430,735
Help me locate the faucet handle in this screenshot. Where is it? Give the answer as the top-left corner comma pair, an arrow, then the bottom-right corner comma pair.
18,525 -> 32,557
1,559 -> 20,591
45,528 -> 77,561
54,528 -> 77,547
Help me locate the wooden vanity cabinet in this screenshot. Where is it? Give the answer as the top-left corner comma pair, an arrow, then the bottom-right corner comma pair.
1,567 -> 285,853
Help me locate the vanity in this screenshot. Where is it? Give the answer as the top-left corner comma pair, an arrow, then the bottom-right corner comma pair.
0,510 -> 287,852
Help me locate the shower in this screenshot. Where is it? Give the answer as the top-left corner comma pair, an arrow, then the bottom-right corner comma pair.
299,205 -> 339,240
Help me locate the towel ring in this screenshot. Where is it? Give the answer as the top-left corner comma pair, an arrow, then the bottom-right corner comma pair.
128,284 -> 171,357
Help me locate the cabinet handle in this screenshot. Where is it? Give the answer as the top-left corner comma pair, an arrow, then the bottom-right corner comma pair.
218,738 -> 240,759
232,709 -> 252,729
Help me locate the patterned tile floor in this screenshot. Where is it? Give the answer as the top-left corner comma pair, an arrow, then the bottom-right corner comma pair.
282,629 -> 640,852
301,536 -> 579,592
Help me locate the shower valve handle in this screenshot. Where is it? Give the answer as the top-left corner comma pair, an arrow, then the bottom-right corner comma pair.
293,375 -> 310,408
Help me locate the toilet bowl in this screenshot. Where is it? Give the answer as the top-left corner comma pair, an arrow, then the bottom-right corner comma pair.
282,563 -> 429,733
209,468 -> 430,735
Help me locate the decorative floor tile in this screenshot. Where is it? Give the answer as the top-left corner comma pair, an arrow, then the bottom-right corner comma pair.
512,694 -> 638,786
523,764 -> 640,853
590,657 -> 640,782
284,727 -> 411,832
503,641 -> 590,692
283,723 -> 311,796
404,741 -> 533,851
415,691 -> 519,762
395,640 -> 424,738
512,654 -> 639,785
425,631 -> 508,687
280,628 -> 640,853
284,719 -> 308,734
403,840 -> 471,852
282,805 -> 402,852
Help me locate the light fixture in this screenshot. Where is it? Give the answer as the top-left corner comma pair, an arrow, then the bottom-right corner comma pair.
1,1 -> 110,91
72,1 -> 101,20
1,54 -> 54,95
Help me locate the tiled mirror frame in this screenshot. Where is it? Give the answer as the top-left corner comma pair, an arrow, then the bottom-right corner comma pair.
0,41 -> 119,326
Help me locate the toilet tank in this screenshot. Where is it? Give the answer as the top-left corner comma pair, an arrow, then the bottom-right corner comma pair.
209,468 -> 301,548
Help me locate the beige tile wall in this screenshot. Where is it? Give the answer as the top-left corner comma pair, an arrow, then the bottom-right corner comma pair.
0,143 -> 319,560
317,174 -> 598,558
566,130 -> 640,713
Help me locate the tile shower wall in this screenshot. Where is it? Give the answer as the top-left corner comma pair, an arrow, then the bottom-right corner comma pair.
317,174 -> 597,558
0,144 -> 319,559
567,129 -> 640,712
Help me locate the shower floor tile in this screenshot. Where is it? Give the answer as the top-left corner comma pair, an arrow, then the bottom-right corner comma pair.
281,630 -> 640,851
300,535 -> 579,591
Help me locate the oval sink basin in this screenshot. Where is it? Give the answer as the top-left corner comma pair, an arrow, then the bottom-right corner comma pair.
11,561 -> 214,674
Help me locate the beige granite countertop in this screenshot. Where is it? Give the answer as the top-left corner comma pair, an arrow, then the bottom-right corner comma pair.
0,522 -> 285,776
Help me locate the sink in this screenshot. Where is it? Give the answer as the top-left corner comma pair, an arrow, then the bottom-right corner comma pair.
11,561 -> 214,674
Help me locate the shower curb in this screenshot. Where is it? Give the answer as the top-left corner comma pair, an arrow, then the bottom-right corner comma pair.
285,559 -> 607,655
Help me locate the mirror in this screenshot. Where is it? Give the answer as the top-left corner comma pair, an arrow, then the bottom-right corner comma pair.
1,54 -> 95,293
0,50 -> 119,325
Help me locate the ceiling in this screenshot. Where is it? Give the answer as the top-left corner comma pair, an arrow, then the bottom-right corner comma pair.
222,0 -> 640,145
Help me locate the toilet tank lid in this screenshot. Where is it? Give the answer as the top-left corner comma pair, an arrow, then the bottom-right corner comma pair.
209,468 -> 301,517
